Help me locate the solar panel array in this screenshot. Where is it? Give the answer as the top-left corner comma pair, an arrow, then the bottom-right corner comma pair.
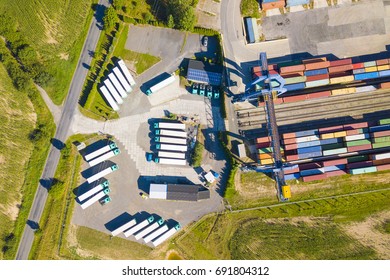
187,68 -> 222,86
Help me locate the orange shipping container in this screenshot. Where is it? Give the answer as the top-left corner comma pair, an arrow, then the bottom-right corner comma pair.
256,136 -> 271,143
302,57 -> 327,64
376,59 -> 389,66
328,64 -> 353,73
281,72 -> 304,78
378,65 -> 390,71
259,153 -> 272,160
280,64 -> 305,74
380,82 -> 390,89
304,61 -> 330,70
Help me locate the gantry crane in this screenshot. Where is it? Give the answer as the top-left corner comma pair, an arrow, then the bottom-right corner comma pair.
232,52 -> 292,201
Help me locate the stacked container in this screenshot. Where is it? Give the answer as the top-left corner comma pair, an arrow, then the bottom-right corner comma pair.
261,0 -> 286,10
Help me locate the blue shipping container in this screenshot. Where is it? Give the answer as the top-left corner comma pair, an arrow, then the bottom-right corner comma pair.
297,146 -> 322,154
323,165 -> 346,172
354,72 -> 379,80
298,151 -> 323,160
285,173 -> 300,180
295,129 -> 319,138
297,140 -> 321,149
320,138 -> 341,145
379,70 -> 390,77
245,18 -> 255,44
300,168 -> 324,176
285,82 -> 305,91
262,0 -> 279,3
369,124 -> 390,132
304,68 -> 328,76
286,0 -> 310,7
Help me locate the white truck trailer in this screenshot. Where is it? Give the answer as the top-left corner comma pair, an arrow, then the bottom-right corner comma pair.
155,158 -> 186,166
155,129 -> 187,138
118,59 -> 136,86
155,136 -> 187,145
78,180 -> 109,202
85,143 -> 117,161
108,73 -> 127,98
154,122 -> 185,130
111,218 -> 137,236
146,75 -> 175,95
143,224 -> 169,243
80,190 -> 106,209
104,79 -> 123,104
88,148 -> 120,167
134,219 -> 164,240
87,164 -> 119,184
151,224 -> 181,247
156,143 -> 187,152
99,86 -> 119,111
113,67 -> 132,93
157,151 -> 186,159
124,216 -> 154,237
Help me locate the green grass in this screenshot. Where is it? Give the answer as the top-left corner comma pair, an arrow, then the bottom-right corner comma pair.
118,0 -> 155,21
0,0 -> 96,104
191,140 -> 204,167
240,0 -> 261,18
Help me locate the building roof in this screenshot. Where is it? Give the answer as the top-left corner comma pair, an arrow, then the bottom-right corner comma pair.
187,60 -> 222,86
197,188 -> 211,200
149,183 -> 210,201
149,184 -> 167,199
238,144 -> 247,158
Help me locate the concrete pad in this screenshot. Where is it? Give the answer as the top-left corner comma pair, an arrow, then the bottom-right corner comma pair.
313,0 -> 330,8
147,78 -> 186,107
252,38 -> 291,58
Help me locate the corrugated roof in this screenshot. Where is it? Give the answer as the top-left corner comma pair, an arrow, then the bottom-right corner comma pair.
197,189 -> 210,200
187,60 -> 222,86
167,184 -> 199,193
167,192 -> 198,201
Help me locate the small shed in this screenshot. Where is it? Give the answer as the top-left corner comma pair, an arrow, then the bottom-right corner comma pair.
149,184 -> 167,199
238,144 -> 247,158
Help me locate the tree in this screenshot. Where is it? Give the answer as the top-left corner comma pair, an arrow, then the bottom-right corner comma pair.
103,7 -> 118,31
167,14 -> 175,28
113,0 -> 125,10
167,0 -> 196,31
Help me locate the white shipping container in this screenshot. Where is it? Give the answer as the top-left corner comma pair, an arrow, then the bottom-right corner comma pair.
113,67 -> 132,93
157,129 -> 187,138
80,191 -> 105,209
148,75 -> 175,94
156,137 -> 187,145
157,158 -> 186,166
373,152 -> 390,160
85,144 -> 112,161
296,135 -> 320,143
124,219 -> 150,237
323,148 -> 348,156
99,86 -> 119,111
109,73 -> 128,98
344,133 -> 370,142
143,225 -> 169,243
355,85 -> 377,93
111,219 -> 137,236
88,149 -> 120,167
118,59 -> 136,86
151,227 -> 178,247
134,222 -> 160,240
104,79 -> 123,104
158,151 -> 186,159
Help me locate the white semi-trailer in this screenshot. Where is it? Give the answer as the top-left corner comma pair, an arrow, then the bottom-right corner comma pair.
80,190 -> 106,209
87,164 -> 119,184
118,59 -> 136,86
155,129 -> 187,138
124,216 -> 154,237
154,122 -> 185,130
78,180 -> 109,202
113,67 -> 132,93
155,158 -> 186,166
156,144 -> 187,152
143,224 -> 169,243
157,151 -> 185,159
85,143 -> 117,161
109,73 -> 127,98
111,218 -> 137,236
104,79 -> 123,104
134,219 -> 164,240
155,136 -> 187,145
146,75 -> 175,95
151,224 -> 181,247
88,148 -> 120,167
99,86 -> 119,111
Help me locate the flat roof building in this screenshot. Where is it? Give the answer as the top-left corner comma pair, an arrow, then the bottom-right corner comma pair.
149,183 -> 210,201
187,59 -> 222,86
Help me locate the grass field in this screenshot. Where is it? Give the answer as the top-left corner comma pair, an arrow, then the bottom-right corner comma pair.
0,0 -> 95,104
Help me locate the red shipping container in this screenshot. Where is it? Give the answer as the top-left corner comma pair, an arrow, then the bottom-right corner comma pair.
318,125 -> 344,133
284,143 -> 298,150
283,95 -> 307,103
328,64 -> 353,73
372,130 -> 390,137
347,161 -> 373,169
280,64 -> 305,74
302,173 -> 327,182
326,170 -> 347,177
306,74 -> 329,82
258,101 -> 265,106
376,59 -> 389,66
281,72 -> 304,78
299,162 -> 323,171
329,58 -> 353,67
252,72 -> 261,79
352,63 -> 364,69
346,129 -> 360,136
304,61 -> 330,70
283,132 -> 296,139
262,0 -> 285,10
252,66 -> 261,73
372,158 -> 390,165
274,98 -> 283,105
377,164 -> 390,171
268,64 -> 277,70
380,82 -> 390,89
256,136 -> 271,144
347,144 -> 372,152
343,122 -> 368,130
302,57 -> 326,64
286,155 -> 299,161
284,167 -> 300,175
323,158 -> 348,167
256,142 -> 271,149
283,138 -> 297,145
306,91 -> 331,99
269,70 -> 278,75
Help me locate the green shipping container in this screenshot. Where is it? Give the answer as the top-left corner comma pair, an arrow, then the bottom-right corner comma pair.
374,136 -> 390,143
258,147 -> 283,154
322,143 -> 345,150
346,139 -> 372,147
379,118 -> 390,125
350,166 -> 377,175
347,155 -> 369,163
323,148 -> 348,156
372,141 -> 390,149
284,76 -> 306,85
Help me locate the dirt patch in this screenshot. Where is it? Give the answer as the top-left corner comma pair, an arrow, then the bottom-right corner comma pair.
0,202 -> 20,221
342,211 -> 390,259
67,224 -> 96,259
59,53 -> 69,60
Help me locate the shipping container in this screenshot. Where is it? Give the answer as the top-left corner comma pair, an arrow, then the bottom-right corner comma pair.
346,139 -> 371,147
379,70 -> 390,77
302,173 -> 327,182
353,68 -> 365,74
297,140 -> 321,148
322,142 -> 345,150
347,161 -> 373,169
333,131 -> 347,138
297,151 -> 322,159
372,152 -> 390,160
356,85 -> 377,93
320,133 -> 335,140
284,83 -> 306,91
322,158 -> 348,167
328,64 -> 353,73
306,74 -> 329,82
281,72 -> 304,78
284,143 -> 298,150
286,0 -> 310,7
372,158 -> 390,165
319,125 -> 344,133
259,153 -> 272,160
326,170 -> 347,177
329,58 -> 353,67
347,155 -> 368,163
369,124 -> 390,132
283,95 -> 307,103
352,63 -> 364,69
349,166 -> 377,175
285,173 -> 300,180
323,165 -> 345,172
295,129 -> 318,137
330,75 -> 354,84
297,146 -> 322,154
320,138 -> 341,145
323,148 -> 348,156
283,132 -> 296,139
379,118 -> 390,125
347,144 -> 372,152
305,79 -> 330,88
300,168 -> 324,176
304,68 -> 328,76
284,76 -> 307,84
344,133 -> 370,141
380,82 -> 390,89
377,164 -> 390,171
377,65 -> 390,71
302,57 -> 326,64
261,0 -> 285,10
343,122 -> 368,130
283,138 -> 296,145
280,64 -> 305,74
371,130 -> 390,137
306,91 -> 331,99
373,136 -> 390,143
365,66 -> 378,73
331,87 -> 356,95
260,158 -> 274,165
284,166 -> 300,175
376,59 -> 389,66
354,72 -> 379,80
299,162 -> 323,170
372,141 -> 390,149
256,136 -> 271,143
286,154 -> 299,161
245,17 -> 255,43
363,61 -> 376,67
296,135 -> 320,143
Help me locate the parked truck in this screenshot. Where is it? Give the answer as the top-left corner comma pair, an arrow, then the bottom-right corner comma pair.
124,216 -> 154,237
153,122 -> 185,130
156,144 -> 187,152
99,86 -> 119,111
113,67 -> 132,93
151,224 -> 181,247
111,218 -> 137,236
143,224 -> 169,243
104,79 -> 123,104
85,143 -> 117,162
88,148 -> 121,167
87,164 -> 119,184
80,189 -> 110,209
146,75 -> 175,95
108,73 -> 127,98
78,179 -> 109,202
118,59 -> 136,86
155,158 -> 186,166
157,151 -> 186,159
154,136 -> 187,145
155,129 -> 187,138
134,218 -> 164,240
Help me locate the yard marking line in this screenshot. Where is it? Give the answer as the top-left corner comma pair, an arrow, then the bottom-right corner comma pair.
229,187 -> 390,213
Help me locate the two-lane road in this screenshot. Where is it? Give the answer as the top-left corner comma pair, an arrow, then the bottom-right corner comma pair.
16,0 -> 110,260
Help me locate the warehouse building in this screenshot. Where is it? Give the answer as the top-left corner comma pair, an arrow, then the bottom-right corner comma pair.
187,59 -> 222,86
149,183 -> 210,201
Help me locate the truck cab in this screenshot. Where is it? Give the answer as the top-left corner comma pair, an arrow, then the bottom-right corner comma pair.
146,89 -> 153,95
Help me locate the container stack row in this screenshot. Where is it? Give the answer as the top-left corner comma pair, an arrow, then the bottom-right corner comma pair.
256,136 -> 285,165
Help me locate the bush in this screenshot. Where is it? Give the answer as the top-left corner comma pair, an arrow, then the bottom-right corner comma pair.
191,141 -> 204,167
218,131 -> 238,198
